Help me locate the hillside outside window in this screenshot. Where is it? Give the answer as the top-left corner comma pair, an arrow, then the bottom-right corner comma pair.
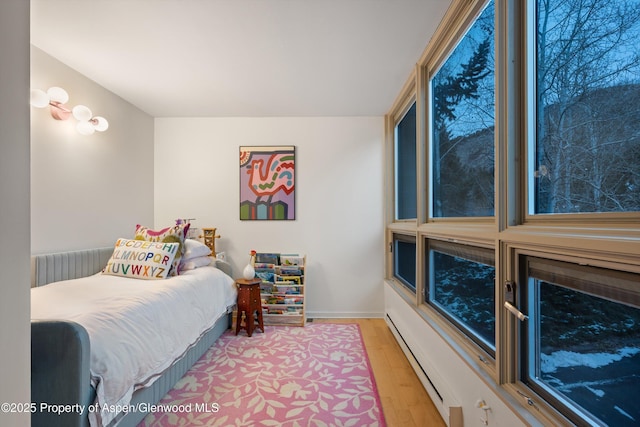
431,0 -> 495,218
531,0 -> 640,214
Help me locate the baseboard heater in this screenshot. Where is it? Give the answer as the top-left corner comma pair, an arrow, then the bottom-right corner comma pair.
386,313 -> 464,427
386,313 -> 442,403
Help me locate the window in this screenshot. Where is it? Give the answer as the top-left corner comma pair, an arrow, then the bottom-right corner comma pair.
431,1 -> 495,218
392,234 -> 416,293
520,256 -> 640,426
395,102 -> 417,220
425,240 -> 495,355
532,0 -> 640,214
384,0 -> 640,425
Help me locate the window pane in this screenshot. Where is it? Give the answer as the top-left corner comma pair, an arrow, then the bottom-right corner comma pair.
393,234 -> 416,293
395,102 -> 417,220
426,242 -> 495,353
533,0 -> 640,214
431,1 -> 495,218
524,261 -> 640,425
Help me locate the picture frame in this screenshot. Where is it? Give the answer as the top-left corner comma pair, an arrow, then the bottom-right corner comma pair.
240,145 -> 295,220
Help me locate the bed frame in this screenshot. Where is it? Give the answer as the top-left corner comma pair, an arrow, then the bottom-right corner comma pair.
31,248 -> 233,427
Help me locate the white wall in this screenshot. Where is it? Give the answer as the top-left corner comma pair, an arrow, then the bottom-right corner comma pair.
0,1 -> 31,425
154,117 -> 385,318
30,46 -> 155,254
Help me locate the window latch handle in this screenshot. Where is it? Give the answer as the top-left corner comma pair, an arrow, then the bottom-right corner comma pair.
504,280 -> 515,303
504,301 -> 528,321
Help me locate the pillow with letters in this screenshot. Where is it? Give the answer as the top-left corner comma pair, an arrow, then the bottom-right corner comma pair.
134,223 -> 190,276
103,238 -> 179,280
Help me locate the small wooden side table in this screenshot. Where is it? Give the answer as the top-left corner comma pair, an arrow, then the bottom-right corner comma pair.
235,278 -> 264,337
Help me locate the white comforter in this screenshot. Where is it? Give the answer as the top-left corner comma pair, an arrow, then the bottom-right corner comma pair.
31,266 -> 236,427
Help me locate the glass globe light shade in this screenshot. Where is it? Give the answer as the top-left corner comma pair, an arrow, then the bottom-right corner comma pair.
30,89 -> 50,108
47,86 -> 69,104
72,105 -> 93,122
76,121 -> 95,135
93,116 -> 109,132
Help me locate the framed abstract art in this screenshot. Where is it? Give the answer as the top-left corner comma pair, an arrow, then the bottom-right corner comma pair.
239,145 -> 295,220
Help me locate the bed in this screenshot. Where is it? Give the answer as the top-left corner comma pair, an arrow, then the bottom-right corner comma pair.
30,240 -> 236,427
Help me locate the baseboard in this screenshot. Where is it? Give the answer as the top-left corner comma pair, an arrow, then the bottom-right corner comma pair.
306,311 -> 385,319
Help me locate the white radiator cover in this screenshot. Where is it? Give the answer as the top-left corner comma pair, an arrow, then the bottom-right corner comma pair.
384,281 -> 532,427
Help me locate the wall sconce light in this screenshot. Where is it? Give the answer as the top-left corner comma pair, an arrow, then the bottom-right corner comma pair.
30,86 -> 109,135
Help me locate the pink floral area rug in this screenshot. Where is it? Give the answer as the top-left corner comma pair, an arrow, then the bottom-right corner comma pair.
138,323 -> 386,427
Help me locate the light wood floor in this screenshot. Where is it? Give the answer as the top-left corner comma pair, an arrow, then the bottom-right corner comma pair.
312,318 -> 446,427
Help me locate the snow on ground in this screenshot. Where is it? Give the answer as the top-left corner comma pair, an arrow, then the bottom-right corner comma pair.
614,405 -> 636,421
541,346 -> 640,373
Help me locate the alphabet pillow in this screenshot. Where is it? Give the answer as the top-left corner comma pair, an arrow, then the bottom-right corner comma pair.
134,223 -> 190,276
103,238 -> 179,280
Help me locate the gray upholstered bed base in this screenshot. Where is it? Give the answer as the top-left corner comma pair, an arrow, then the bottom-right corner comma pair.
31,248 -> 233,427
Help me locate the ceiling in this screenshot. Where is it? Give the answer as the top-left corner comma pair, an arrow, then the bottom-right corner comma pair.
30,0 -> 451,117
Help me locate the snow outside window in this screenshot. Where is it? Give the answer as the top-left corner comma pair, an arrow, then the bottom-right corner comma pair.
425,239 -> 496,356
521,256 -> 640,426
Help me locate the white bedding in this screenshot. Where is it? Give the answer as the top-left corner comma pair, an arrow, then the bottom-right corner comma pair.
31,266 -> 236,427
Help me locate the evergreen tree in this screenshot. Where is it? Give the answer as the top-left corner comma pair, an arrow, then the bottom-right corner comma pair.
432,37 -> 493,217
